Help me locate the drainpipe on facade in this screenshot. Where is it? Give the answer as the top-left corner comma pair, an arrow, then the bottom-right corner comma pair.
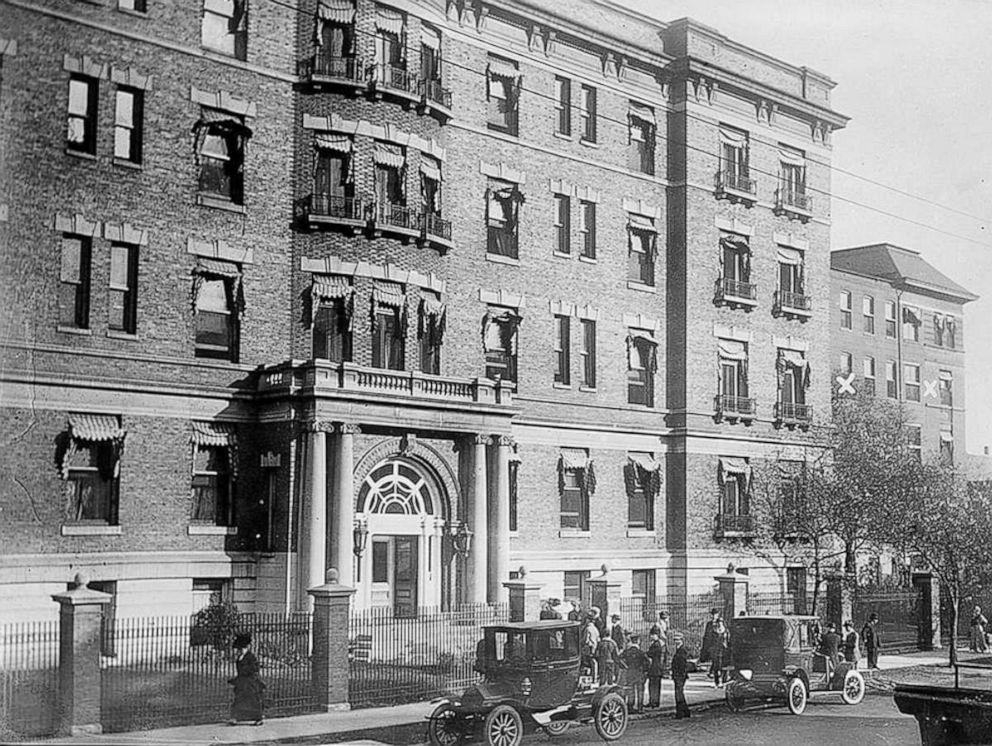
896,289 -> 904,403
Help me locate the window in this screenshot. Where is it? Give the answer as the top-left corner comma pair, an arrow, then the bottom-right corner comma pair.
483,308 -> 520,383
580,319 -> 596,388
838,352 -> 852,375
192,445 -> 232,525
939,370 -> 953,407
628,102 -> 656,174
192,578 -> 229,613
113,87 -> 143,164
60,235 -> 92,330
904,363 -> 921,402
777,350 -> 809,408
777,247 -> 804,296
719,234 -> 752,298
313,300 -> 352,362
374,143 -> 406,215
196,114 -> 248,205
554,314 -> 570,385
632,569 -> 656,601
627,217 -> 656,286
779,147 -> 807,206
554,76 -> 571,136
626,453 -> 659,531
935,314 -> 958,348
718,340 -> 749,408
65,426 -> 122,525
313,141 -> 353,215
201,0 -> 247,59
885,300 -> 897,337
940,433 -> 954,464
553,193 -> 570,254
563,570 -> 590,603
719,125 -> 750,186
193,267 -> 240,362
719,458 -> 751,524
421,156 -> 441,217
839,290 -> 852,329
906,425 -> 922,461
579,200 -> 596,259
579,84 -> 597,142
559,448 -> 591,531
886,360 -> 898,399
420,25 -> 442,85
508,457 -> 518,532
67,75 -> 98,155
902,305 -> 921,342
108,243 -> 138,334
373,7 -> 406,85
627,331 -> 657,406
418,295 -> 445,375
119,0 -> 148,10
487,56 -> 519,135
372,282 -> 406,370
946,317 -> 957,348
863,356 -> 876,396
863,295 -> 875,334
486,181 -> 521,259
316,5 -> 356,70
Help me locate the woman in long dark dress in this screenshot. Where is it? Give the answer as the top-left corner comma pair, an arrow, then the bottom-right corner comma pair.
229,633 -> 265,725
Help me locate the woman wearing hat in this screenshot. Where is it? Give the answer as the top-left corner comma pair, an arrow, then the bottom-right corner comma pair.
228,633 -> 265,725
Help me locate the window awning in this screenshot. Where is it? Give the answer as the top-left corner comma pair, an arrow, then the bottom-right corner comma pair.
628,452 -> 660,472
318,0 -> 355,23
719,126 -> 747,147
69,413 -> 125,442
312,274 -> 352,302
779,349 -> 806,369
372,281 -> 405,309
719,457 -> 752,487
192,258 -> 244,317
939,370 -> 953,381
315,133 -> 352,152
940,431 -> 954,443
194,257 -> 240,278
718,339 -> 747,361
482,309 -> 521,351
627,331 -> 657,371
420,157 -> 441,182
903,306 -> 921,325
628,101 -> 655,124
776,246 -> 803,265
195,108 -> 252,137
628,213 -> 655,232
487,58 -> 520,81
421,24 -> 441,50
374,5 -> 405,35
779,148 -> 805,167
191,421 -> 236,447
373,142 -> 405,168
560,448 -> 590,470
421,295 -> 446,319
720,235 -> 751,254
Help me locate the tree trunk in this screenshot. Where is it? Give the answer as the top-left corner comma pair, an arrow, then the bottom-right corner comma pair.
844,541 -> 857,576
948,587 -> 959,667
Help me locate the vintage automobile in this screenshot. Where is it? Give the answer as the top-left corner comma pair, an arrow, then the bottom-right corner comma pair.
723,615 -> 866,715
427,620 -> 629,746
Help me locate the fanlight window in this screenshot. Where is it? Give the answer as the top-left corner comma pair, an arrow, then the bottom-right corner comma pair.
359,460 -> 437,516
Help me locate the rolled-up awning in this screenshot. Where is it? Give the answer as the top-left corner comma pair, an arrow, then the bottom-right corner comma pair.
69,413 -> 125,442
372,281 -> 405,309
560,448 -> 590,470
312,274 -> 352,302
628,213 -> 655,232
940,431 -> 954,443
629,101 -> 655,124
719,126 -> 747,146
719,457 -> 752,488
318,0 -> 355,23
779,349 -> 805,368
192,258 -> 244,317
939,369 -> 953,381
720,235 -> 751,253
779,148 -> 805,167
194,258 -> 240,278
421,295 -> 445,319
718,339 -> 747,361
420,156 -> 441,182
487,58 -> 520,81
191,421 -> 236,447
373,142 -> 405,169
482,309 -> 522,350
421,24 -> 441,50
375,5 -> 405,35
628,452 -> 660,472
777,246 -> 803,265
315,133 -> 352,152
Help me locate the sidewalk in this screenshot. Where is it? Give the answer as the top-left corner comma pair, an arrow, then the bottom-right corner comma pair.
28,650 -> 948,746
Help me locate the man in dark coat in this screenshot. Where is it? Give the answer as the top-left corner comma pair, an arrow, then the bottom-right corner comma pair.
670,634 -> 691,719
648,611 -> 670,677
817,622 -> 843,682
610,614 -> 627,650
620,637 -> 648,713
595,628 -> 623,685
228,633 -> 265,725
861,613 -> 882,670
700,608 -> 720,678
645,631 -> 665,708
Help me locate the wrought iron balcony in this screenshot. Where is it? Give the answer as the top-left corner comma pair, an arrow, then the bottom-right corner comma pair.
715,277 -> 758,308
774,187 -> 813,220
306,193 -> 368,231
419,77 -> 453,120
369,63 -> 419,102
775,401 -> 813,426
715,513 -> 757,538
715,394 -> 756,422
420,211 -> 454,253
715,170 -> 758,204
373,201 -> 420,239
773,289 -> 813,318
304,54 -> 365,89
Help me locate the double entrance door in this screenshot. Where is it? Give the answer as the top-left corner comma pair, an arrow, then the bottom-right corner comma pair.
370,535 -> 419,617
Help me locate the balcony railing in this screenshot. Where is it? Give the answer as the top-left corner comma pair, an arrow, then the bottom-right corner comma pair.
775,187 -> 813,217
775,401 -> 813,424
374,201 -> 418,233
421,211 -> 453,251
420,77 -> 452,112
715,513 -> 757,537
305,54 -> 364,86
774,289 -> 812,316
370,63 -> 417,97
715,277 -> 757,306
715,170 -> 757,201
307,193 -> 367,227
715,394 -> 756,420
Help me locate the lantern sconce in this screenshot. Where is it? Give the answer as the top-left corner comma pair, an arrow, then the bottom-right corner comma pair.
449,521 -> 473,559
353,514 -> 369,557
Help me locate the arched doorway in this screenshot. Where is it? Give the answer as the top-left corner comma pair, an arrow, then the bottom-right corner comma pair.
355,457 -> 449,614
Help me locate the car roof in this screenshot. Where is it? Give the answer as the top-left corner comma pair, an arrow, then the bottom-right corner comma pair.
731,615 -> 820,623
484,620 -> 581,632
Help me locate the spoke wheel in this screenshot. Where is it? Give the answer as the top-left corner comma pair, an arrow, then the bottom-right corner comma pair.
841,670 -> 866,705
726,684 -> 745,713
484,704 -> 522,746
545,721 -> 571,736
593,692 -> 628,742
427,704 -> 463,746
786,677 -> 808,715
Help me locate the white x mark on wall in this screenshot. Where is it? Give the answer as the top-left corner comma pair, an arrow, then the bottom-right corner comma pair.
923,380 -> 938,398
836,373 -> 856,395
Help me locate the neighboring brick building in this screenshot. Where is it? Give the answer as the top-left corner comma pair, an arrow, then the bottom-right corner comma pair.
830,244 -> 978,463
0,0 -> 848,622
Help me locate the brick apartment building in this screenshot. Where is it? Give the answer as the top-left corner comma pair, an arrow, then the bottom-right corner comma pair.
830,244 -> 977,463
0,0 -> 849,622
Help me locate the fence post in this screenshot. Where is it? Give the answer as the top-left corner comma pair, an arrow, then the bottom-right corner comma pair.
714,564 -> 748,619
50,571 -> 112,736
826,572 -> 855,629
587,566 -> 622,621
308,567 -> 356,712
503,566 -> 542,622
913,572 -> 941,650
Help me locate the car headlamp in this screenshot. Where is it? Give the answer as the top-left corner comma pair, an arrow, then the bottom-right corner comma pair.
521,677 -> 532,696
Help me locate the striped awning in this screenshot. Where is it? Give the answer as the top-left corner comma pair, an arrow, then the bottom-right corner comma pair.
315,133 -> 352,152
487,58 -> 519,81
373,142 -> 405,169
372,281 -> 405,309
69,413 -> 124,442
191,421 -> 236,447
421,24 -> 441,50
629,101 -> 655,124
560,448 -> 590,470
779,148 -> 806,167
312,274 -> 352,302
719,126 -> 747,146
420,157 -> 441,182
421,296 -> 446,319
194,258 -> 240,278
375,5 -> 405,35
720,235 -> 751,253
777,246 -> 803,265
318,0 -> 355,23
628,213 -> 655,232
628,452 -> 660,472
719,457 -> 752,488
718,339 -> 747,361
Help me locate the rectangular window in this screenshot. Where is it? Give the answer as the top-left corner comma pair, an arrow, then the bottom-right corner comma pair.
628,226 -> 655,286
67,75 -> 98,155
626,454 -> 656,531
198,120 -> 246,204
906,425 -> 922,461
722,476 -> 750,517
563,570 -> 590,603
780,155 -> 806,206
946,316 -> 957,348
863,356 -> 876,396
632,569 -> 656,601
372,308 -> 404,370
108,243 -> 139,334
721,235 -> 750,285
904,363 -> 921,402
113,87 -> 143,164
627,333 -> 656,407
420,27 -> 441,84
579,84 -> 596,142
903,305 -> 921,342
628,105 -> 656,175
192,445 -> 232,525
560,462 -> 588,531
885,300 -> 897,337
192,578 -> 229,614
554,314 -> 570,385
486,181 -> 520,259
67,440 -> 120,524
419,302 -> 443,375
863,295 -> 875,334
484,310 -> 519,384
580,319 -> 596,389
886,360 -> 898,399
194,276 -> 238,361
579,200 -> 596,259
839,352 -> 852,375
553,193 -> 570,254
313,149 -> 352,214
940,434 -> 954,464
119,0 -> 147,10
554,76 -> 571,136
60,235 -> 92,329
508,459 -> 518,532
720,126 -> 750,184
839,290 -> 852,329
778,260 -> 801,295
487,56 -> 518,135
313,300 -> 352,362
201,0 -> 247,60
939,370 -> 953,407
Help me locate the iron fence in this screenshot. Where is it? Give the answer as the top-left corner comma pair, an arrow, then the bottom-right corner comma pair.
853,587 -> 921,652
0,620 -> 59,739
348,603 -> 509,708
100,612 -> 313,733
617,594 -> 721,656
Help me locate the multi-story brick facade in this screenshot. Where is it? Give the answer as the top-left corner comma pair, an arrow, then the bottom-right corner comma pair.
0,0 -> 847,622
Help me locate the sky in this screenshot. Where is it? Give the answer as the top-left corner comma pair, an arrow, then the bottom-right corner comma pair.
620,0 -> 992,454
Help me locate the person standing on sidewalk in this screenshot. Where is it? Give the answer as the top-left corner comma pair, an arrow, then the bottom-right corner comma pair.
610,614 -> 627,650
596,628 -> 624,685
671,634 -> 691,719
649,610 -> 670,677
710,618 -> 730,687
700,608 -> 719,680
861,613 -> 882,670
228,633 -> 265,726
970,606 -> 989,653
620,636 -> 648,713
842,620 -> 861,666
645,631 -> 665,708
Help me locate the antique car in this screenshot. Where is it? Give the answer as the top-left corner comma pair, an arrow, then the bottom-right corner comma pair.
723,615 -> 866,715
894,662 -> 992,745
427,620 -> 628,746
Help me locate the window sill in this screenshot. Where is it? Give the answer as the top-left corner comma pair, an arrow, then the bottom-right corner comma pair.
486,253 -> 520,267
113,157 -> 143,170
201,46 -> 245,63
578,255 -> 598,264
552,251 -> 572,259
579,385 -> 597,393
197,194 -> 247,214
553,131 -> 574,142
65,148 -> 97,161
116,7 -> 148,17
188,525 -> 238,536
559,530 -> 591,538
627,281 -> 656,293
62,524 -> 121,536
552,382 -> 571,390
579,139 -> 599,148
626,528 -> 656,538
57,325 -> 92,336
107,330 -> 139,341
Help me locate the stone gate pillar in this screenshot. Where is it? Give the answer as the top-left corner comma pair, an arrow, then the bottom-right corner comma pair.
308,568 -> 356,711
587,566 -> 622,622
503,566 -> 543,622
714,564 -> 748,620
913,572 -> 942,650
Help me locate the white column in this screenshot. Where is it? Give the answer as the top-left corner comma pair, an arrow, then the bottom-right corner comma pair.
305,423 -> 329,596
332,423 -> 359,584
469,435 -> 489,605
489,435 -> 512,604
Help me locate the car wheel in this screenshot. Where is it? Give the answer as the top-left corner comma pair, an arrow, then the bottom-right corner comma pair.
427,704 -> 463,746
593,692 -> 628,742
544,721 -> 571,736
484,704 -> 523,746
841,670 -> 866,705
786,677 -> 808,715
725,684 -> 745,713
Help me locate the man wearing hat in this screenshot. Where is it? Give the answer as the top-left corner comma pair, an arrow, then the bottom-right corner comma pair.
700,608 -> 720,679
228,633 -> 265,725
620,635 -> 648,713
670,634 -> 691,719
861,613 -> 882,670
610,614 -> 627,650
649,611 -> 670,677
